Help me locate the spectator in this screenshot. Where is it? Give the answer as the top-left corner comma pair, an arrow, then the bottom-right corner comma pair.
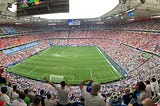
6,82 -> 13,98
11,85 -> 19,100
0,87 -> 10,104
137,81 -> 148,101
145,80 -> 152,98
128,98 -> 154,106
79,79 -> 105,106
24,89 -> 31,105
141,98 -> 154,106
35,90 -> 45,106
44,93 -> 57,106
0,74 -> 6,86
123,88 -> 137,105
49,81 -> 71,106
72,96 -> 85,106
12,92 -> 27,106
30,96 -> 42,106
150,77 -> 159,98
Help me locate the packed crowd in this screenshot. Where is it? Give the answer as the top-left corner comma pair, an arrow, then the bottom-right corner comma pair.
0,35 -> 40,50
0,71 -> 160,106
111,18 -> 160,31
69,30 -> 159,54
0,41 -> 49,66
0,27 -> 160,106
0,30 -> 159,82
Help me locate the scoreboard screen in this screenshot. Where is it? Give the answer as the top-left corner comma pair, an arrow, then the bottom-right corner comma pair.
68,19 -> 80,26
128,11 -> 134,17
17,0 -> 69,16
19,0 -> 48,9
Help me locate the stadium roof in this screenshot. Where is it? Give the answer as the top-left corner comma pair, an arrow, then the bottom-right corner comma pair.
33,0 -> 119,19
0,0 -> 160,24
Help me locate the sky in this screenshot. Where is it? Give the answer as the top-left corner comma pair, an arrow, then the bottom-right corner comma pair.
34,0 -> 119,19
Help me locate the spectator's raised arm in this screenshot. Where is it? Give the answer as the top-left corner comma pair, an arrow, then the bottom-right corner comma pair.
79,79 -> 93,90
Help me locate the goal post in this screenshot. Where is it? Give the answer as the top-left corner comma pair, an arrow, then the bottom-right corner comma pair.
49,75 -> 64,83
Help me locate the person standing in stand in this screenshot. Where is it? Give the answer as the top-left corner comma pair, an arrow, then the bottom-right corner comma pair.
79,79 -> 105,106
48,80 -> 71,106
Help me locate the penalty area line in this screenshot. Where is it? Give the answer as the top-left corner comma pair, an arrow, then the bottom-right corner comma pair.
90,69 -> 93,80
27,66 -> 38,75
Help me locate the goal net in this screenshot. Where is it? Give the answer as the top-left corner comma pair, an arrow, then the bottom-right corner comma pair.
49,75 -> 64,83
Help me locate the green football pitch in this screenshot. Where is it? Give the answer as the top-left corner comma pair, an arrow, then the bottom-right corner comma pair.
8,46 -> 121,84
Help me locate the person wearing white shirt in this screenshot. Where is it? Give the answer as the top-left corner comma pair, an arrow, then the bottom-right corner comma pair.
145,80 -> 152,98
7,82 -> 13,98
79,79 -> 105,106
12,85 -> 19,100
49,81 -> 70,106
12,92 -> 27,106
0,87 -> 10,104
150,77 -> 159,98
44,93 -> 57,106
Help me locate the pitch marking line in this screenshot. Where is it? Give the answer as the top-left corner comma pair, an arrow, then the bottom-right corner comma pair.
96,47 -> 118,78
27,66 -> 39,75
90,69 -> 93,80
39,66 -> 74,71
64,75 -> 74,80
42,74 -> 51,79
68,77 -> 114,82
42,74 -> 74,81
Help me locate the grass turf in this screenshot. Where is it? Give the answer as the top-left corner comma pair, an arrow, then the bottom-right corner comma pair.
8,46 -> 121,84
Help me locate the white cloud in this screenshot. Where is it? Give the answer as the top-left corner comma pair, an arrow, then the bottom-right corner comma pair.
34,0 -> 119,19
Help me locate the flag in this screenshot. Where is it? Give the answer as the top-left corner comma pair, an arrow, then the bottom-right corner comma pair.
86,81 -> 92,93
